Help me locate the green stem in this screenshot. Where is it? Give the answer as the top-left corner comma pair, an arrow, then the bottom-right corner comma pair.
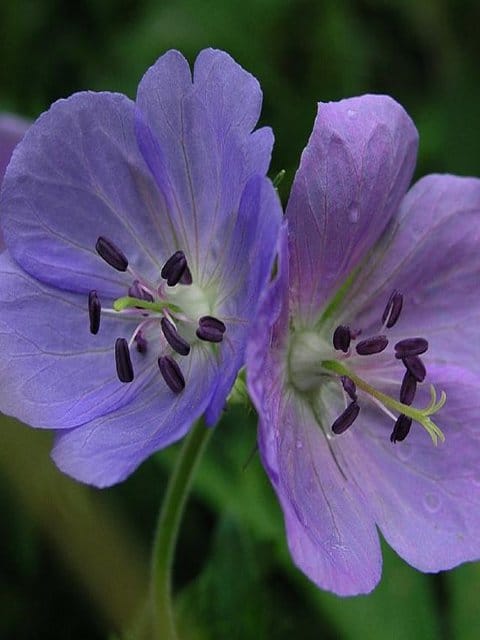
150,421 -> 212,640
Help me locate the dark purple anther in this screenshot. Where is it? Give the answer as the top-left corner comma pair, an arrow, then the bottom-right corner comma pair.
390,414 -> 412,443
88,290 -> 101,335
158,355 -> 185,393
332,325 -> 351,353
96,236 -> 128,272
128,280 -> 154,302
161,317 -> 190,356
115,338 -> 134,383
161,251 -> 187,286
394,337 -> 428,358
382,289 -> 403,328
331,401 -> 360,435
355,335 -> 388,356
341,376 -> 357,401
135,332 -> 147,354
196,316 -> 226,343
402,355 -> 426,382
180,265 -> 193,285
400,371 -> 417,406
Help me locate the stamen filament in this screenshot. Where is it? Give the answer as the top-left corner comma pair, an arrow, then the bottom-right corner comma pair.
321,360 -> 446,444
113,296 -> 182,314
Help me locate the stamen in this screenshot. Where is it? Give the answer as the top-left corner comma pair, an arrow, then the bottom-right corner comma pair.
180,265 -> 193,285
402,355 -> 426,382
196,316 -> 226,343
88,290 -> 101,335
331,401 -> 360,435
161,251 -> 187,286
394,337 -> 428,358
161,317 -> 190,356
400,371 -> 417,405
128,280 -> 154,302
356,335 -> 388,355
158,355 -> 185,393
382,289 -> 403,328
341,376 -> 357,401
135,332 -> 148,354
96,236 -> 128,272
332,325 -> 351,352
115,338 -> 134,383
390,414 -> 412,443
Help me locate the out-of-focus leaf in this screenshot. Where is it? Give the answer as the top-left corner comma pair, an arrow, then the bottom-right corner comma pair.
448,561 -> 480,640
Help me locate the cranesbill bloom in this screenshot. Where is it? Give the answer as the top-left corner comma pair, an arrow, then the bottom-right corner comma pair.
247,95 -> 480,595
0,49 -> 281,487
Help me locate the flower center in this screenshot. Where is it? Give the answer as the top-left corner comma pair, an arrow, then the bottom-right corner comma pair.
288,290 -> 446,444
88,236 -> 226,393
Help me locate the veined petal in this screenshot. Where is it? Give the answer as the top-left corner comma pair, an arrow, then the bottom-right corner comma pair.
349,363 -> 480,572
136,49 -> 271,276
0,92 -> 174,297
0,252 -> 161,428
287,95 -> 418,324
204,174 -> 282,424
51,347 -> 218,487
347,174 -> 480,373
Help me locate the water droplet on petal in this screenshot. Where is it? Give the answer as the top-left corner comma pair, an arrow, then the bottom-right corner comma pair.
424,493 -> 441,513
397,445 -> 413,463
348,206 -> 359,223
347,109 -> 357,118
296,440 -> 303,449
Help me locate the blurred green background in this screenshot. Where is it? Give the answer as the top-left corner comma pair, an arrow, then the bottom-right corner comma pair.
1,0 -> 480,638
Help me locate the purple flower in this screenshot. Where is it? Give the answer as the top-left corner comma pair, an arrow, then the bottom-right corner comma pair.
247,95 -> 480,595
0,114 -> 30,248
0,49 -> 281,487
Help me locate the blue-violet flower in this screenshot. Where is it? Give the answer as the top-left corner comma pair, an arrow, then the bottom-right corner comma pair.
0,49 -> 281,487
247,95 -> 480,595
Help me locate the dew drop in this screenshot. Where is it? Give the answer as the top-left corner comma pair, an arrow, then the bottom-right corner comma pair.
424,493 -> 441,513
347,109 -> 357,118
396,445 -> 413,463
296,440 -> 303,449
348,206 -> 359,223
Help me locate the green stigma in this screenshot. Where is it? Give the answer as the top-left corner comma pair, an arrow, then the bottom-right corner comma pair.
113,296 -> 181,314
321,359 -> 447,445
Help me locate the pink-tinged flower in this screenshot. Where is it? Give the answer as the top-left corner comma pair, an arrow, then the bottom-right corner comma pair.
0,114 -> 29,248
247,95 -> 480,595
0,49 -> 281,487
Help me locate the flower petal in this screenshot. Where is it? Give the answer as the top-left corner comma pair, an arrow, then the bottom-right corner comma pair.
136,49 -> 271,276
286,95 -> 418,324
0,252 -> 162,428
51,346 -> 218,487
0,92 -> 173,296
204,174 -> 282,424
349,363 -> 480,572
347,174 -> 480,373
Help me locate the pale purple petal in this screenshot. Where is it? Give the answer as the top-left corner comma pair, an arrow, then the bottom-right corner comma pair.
52,347 -> 218,487
287,95 -> 418,324
349,363 -> 480,571
346,174 -> 480,373
0,93 -> 174,296
204,174 -> 282,424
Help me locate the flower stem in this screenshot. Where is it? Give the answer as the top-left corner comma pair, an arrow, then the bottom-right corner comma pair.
150,421 -> 212,640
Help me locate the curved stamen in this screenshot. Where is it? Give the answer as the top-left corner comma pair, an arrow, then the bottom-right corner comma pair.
395,337 -> 428,358
390,414 -> 412,443
402,355 -> 426,382
161,317 -> 191,356
382,290 -> 403,328
180,265 -> 193,285
96,236 -> 128,272
356,335 -> 388,355
129,280 -> 154,302
400,370 -> 417,405
196,316 -> 226,343
88,290 -> 101,335
161,251 -> 187,286
115,338 -> 134,383
158,355 -> 185,393
341,376 -> 357,401
332,325 -> 351,353
331,401 -> 360,434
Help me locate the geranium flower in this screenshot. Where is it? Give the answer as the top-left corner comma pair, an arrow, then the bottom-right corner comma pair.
247,94 -> 480,595
0,49 -> 281,487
